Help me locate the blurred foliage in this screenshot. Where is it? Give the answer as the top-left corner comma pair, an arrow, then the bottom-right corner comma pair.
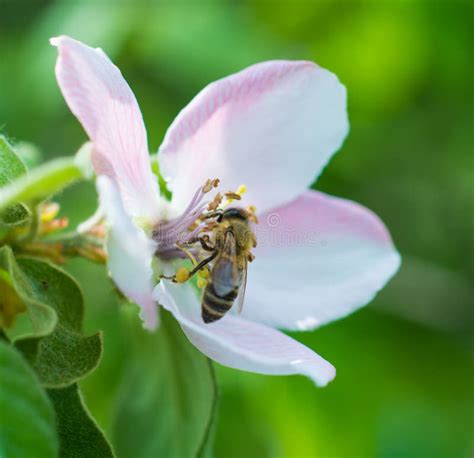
0,0 -> 472,457
0,340 -> 58,458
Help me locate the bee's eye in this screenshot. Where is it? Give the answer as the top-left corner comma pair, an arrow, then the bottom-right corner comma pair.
223,208 -> 247,221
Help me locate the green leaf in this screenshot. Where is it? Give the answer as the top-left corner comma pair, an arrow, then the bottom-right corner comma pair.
0,266 -> 27,329
112,311 -> 218,458
48,384 -> 114,458
14,257 -> 102,387
0,136 -> 27,184
19,326 -> 102,388
151,155 -> 172,200
0,246 -> 57,338
0,157 -> 83,212
15,258 -> 84,333
1,203 -> 31,225
0,340 -> 58,458
0,247 -> 101,386
0,135 -> 30,226
12,141 -> 42,170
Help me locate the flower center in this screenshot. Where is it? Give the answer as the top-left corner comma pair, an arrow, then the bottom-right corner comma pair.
152,179 -> 258,286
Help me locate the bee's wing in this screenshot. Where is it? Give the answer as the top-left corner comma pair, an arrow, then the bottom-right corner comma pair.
210,231 -> 240,297
235,257 -> 248,315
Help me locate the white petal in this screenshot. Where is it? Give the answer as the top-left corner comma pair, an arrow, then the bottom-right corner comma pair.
77,202 -> 104,234
158,60 -> 348,214
242,190 -> 401,330
153,282 -> 336,386
97,176 -> 158,329
51,35 -> 163,222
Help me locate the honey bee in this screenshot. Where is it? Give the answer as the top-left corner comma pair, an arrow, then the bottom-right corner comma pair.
200,207 -> 257,323
166,207 -> 257,323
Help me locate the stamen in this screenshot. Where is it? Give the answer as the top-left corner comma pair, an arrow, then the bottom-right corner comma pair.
154,180 -> 258,266
197,276 -> 207,289
221,183 -> 247,207
207,193 -> 222,211
176,245 -> 198,266
237,184 -> 247,195
203,221 -> 218,232
158,187 -> 204,232
245,205 -> 258,224
187,218 -> 201,232
40,202 -> 60,222
88,225 -> 106,238
40,217 -> 69,235
224,191 -> 241,201
202,178 -> 220,193
175,267 -> 190,283
155,177 -> 221,243
198,268 -> 209,279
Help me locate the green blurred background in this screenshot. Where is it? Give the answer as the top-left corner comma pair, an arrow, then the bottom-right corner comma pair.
1,0 -> 473,456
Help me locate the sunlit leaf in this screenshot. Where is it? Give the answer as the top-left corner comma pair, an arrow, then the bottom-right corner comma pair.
112,311 -> 218,458
48,384 -> 114,458
0,136 -> 27,184
0,157 -> 83,212
0,135 -> 30,226
0,340 -> 58,458
12,141 -> 42,170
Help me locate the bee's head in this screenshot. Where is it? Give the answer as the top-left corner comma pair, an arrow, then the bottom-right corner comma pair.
220,207 -> 249,222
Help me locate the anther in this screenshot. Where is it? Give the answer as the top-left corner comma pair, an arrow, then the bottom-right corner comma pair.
40,202 -> 60,222
40,217 -> 69,235
207,193 -> 222,211
202,178 -> 220,193
203,221 -> 218,231
221,184 -> 247,207
246,205 -> 259,224
175,267 -> 190,283
198,268 -> 209,279
197,277 -> 207,289
224,191 -> 241,201
188,218 -> 201,231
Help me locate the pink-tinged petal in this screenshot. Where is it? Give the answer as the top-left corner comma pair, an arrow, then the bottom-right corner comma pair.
242,190 -> 401,331
51,35 -> 162,222
97,176 -> 158,329
153,282 -> 336,386
158,60 -> 348,214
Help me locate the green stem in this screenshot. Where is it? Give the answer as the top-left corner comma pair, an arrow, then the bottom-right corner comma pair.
17,202 -> 40,244
0,157 -> 84,211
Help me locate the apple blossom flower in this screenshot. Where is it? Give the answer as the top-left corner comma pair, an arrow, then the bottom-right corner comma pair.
51,35 -> 400,386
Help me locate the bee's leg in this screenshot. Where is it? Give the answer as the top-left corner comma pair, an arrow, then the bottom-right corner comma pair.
199,235 -> 215,252
178,237 -> 200,246
177,235 -> 214,251
161,250 -> 218,283
201,210 -> 224,222
247,252 -> 255,263
187,250 -> 218,278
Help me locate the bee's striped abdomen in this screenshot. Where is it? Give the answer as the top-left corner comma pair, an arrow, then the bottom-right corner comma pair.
201,283 -> 238,323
